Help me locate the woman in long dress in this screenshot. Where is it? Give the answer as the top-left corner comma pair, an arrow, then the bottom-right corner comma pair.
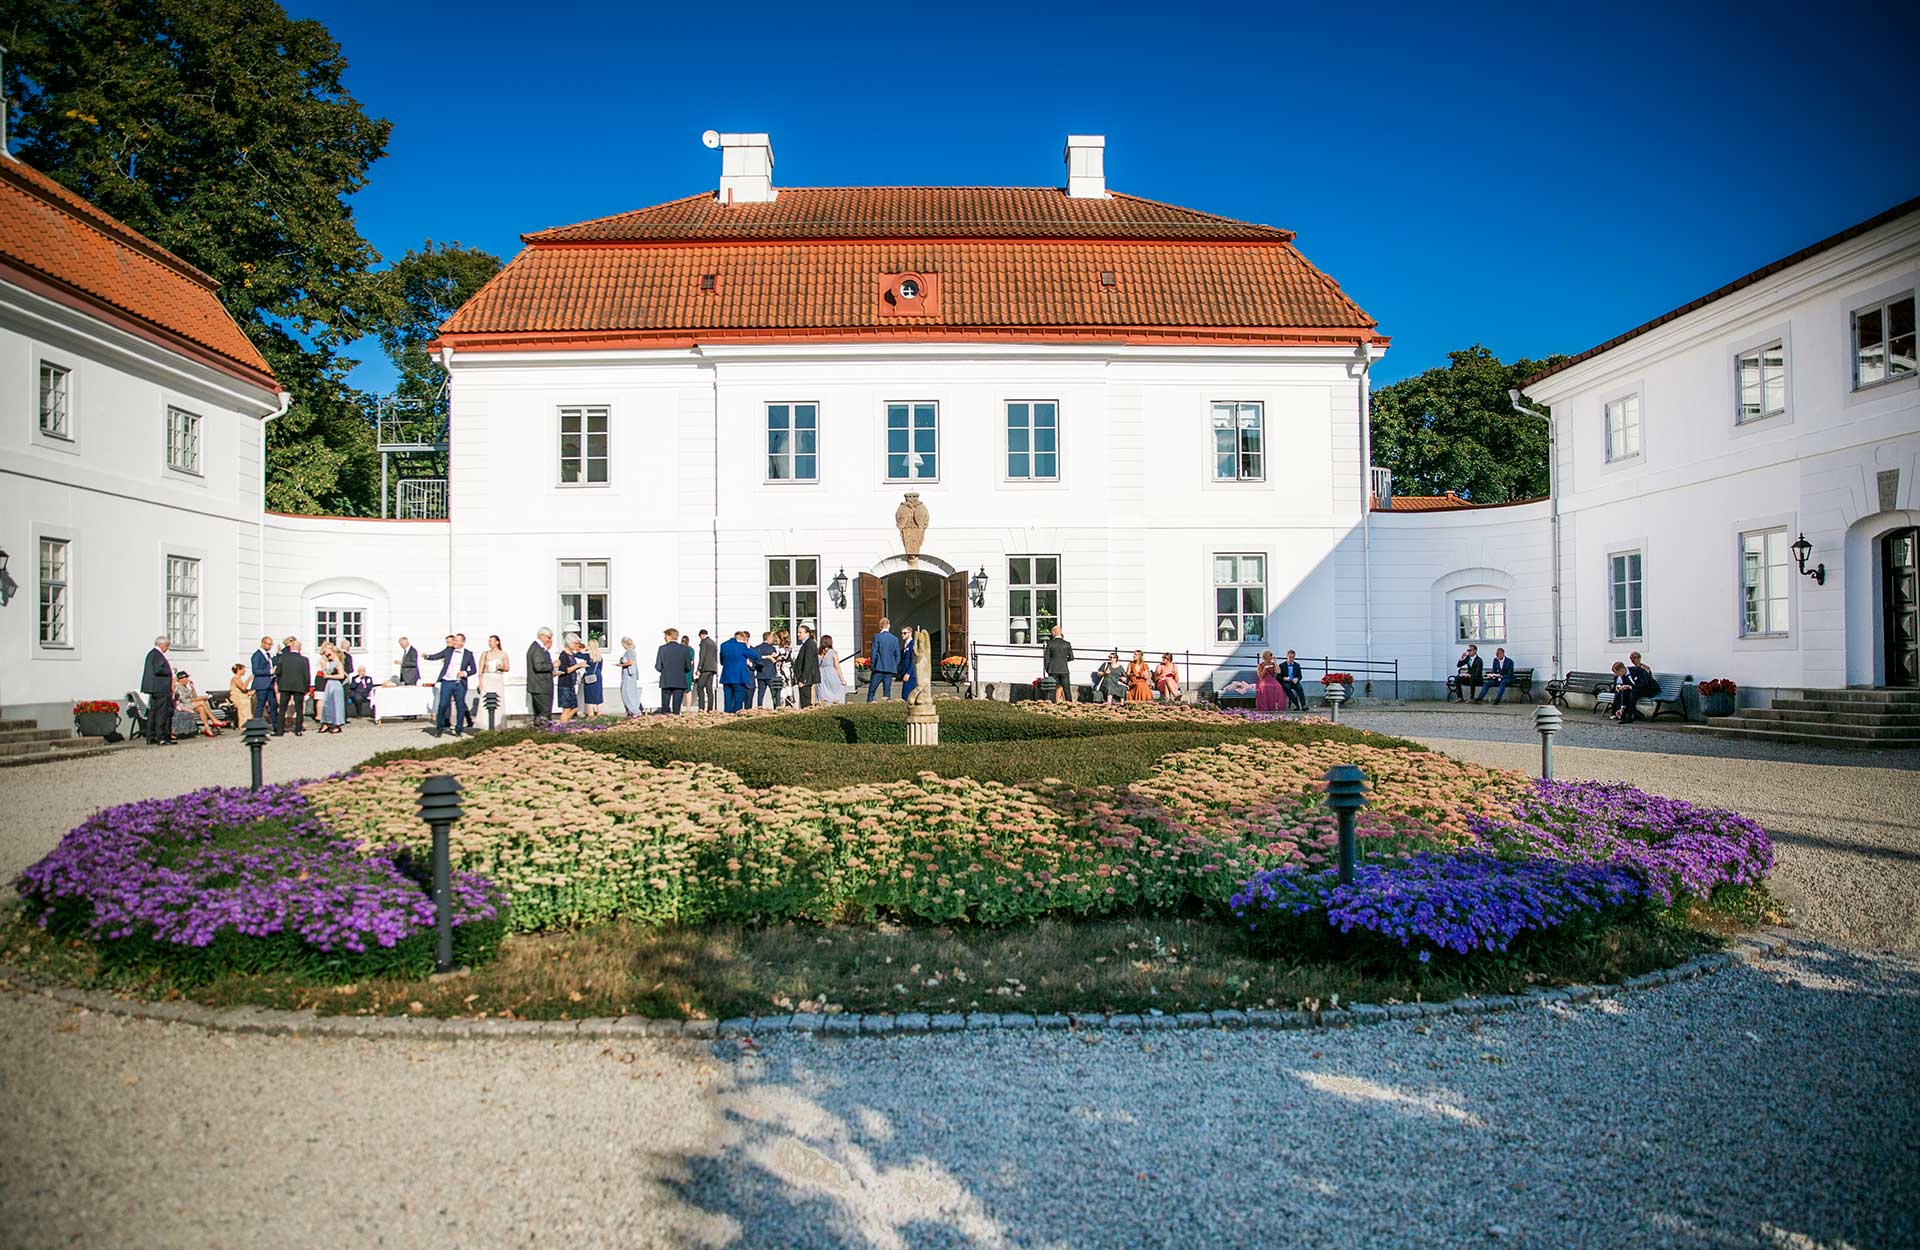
617,636 -> 641,717
1092,651 -> 1126,703
555,637 -> 581,721
770,629 -> 792,707
817,634 -> 847,704
478,635 -> 510,722
1125,650 -> 1152,701
581,639 -> 605,716
226,663 -> 251,729
1152,652 -> 1180,701
318,643 -> 348,733
1255,650 -> 1286,712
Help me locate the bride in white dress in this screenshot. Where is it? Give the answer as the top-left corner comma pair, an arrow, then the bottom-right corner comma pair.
817,634 -> 847,705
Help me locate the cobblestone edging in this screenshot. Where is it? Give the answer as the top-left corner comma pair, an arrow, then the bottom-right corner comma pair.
1,929 -> 1795,1043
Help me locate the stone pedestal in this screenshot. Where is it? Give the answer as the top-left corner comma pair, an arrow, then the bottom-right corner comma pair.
906,707 -> 940,746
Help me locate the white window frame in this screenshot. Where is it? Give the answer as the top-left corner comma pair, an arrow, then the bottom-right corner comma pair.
165,553 -> 203,650
314,607 -> 367,653
766,556 -> 821,635
1212,552 -> 1268,646
1004,400 -> 1061,482
884,401 -> 939,482
38,535 -> 73,649
165,404 -> 204,477
38,361 -> 73,441
1739,528 -> 1791,638
1210,401 -> 1265,482
557,405 -> 611,487
1603,392 -> 1641,463
557,559 -> 612,643
1851,290 -> 1916,391
1006,555 -> 1061,644
765,402 -> 820,483
29,347 -> 80,454
1734,339 -> 1787,425
1608,549 -> 1644,643
1455,598 -> 1507,644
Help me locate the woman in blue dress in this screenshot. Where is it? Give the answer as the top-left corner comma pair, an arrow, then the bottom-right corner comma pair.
555,636 -> 582,721
581,639 -> 605,716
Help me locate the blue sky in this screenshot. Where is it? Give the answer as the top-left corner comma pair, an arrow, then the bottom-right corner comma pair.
297,0 -> 1916,393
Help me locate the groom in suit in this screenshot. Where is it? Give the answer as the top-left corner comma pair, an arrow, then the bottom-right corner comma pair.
250,635 -> 280,731
424,634 -> 477,736
1279,650 -> 1307,711
140,635 -> 176,744
791,624 -> 820,709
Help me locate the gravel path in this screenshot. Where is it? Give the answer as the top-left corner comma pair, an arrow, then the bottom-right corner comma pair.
3,943 -> 1915,1250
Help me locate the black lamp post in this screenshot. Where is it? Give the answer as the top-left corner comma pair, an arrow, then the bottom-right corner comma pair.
1323,764 -> 1369,885
968,567 -> 988,608
483,691 -> 500,731
828,568 -> 849,609
1789,533 -> 1826,585
417,775 -> 464,974
241,717 -> 270,791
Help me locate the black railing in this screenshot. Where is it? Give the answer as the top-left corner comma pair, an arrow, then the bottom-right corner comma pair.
968,642 -> 1400,701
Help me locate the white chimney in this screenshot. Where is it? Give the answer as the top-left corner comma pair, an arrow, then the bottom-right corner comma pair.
1064,135 -> 1106,199
703,131 -> 775,204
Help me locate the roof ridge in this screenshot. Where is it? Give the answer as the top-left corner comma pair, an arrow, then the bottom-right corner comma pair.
0,157 -> 222,289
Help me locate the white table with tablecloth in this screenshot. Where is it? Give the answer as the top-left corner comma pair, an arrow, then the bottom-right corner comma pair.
371,683 -> 436,723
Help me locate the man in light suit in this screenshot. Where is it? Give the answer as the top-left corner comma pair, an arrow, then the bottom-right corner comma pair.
140,635 -> 176,745
525,628 -> 554,722
791,624 -> 820,708
655,628 -> 693,714
866,617 -> 901,702
250,635 -> 279,731
719,629 -> 756,713
695,629 -> 719,713
1279,650 -> 1307,711
424,634 -> 477,737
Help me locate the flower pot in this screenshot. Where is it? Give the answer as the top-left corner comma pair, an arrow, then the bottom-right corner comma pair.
1701,693 -> 1735,718
75,710 -> 118,737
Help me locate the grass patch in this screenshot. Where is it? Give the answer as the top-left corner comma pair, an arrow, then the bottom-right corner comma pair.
0,894 -> 1757,1023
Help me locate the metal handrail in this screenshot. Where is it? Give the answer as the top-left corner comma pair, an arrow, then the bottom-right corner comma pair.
968,642 -> 1399,701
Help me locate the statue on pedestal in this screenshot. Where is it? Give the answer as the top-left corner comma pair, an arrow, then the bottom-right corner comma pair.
895,492 -> 929,566
906,626 -> 939,744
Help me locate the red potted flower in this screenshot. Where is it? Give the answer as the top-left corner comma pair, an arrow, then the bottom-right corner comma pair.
72,699 -> 120,737
1698,678 -> 1737,717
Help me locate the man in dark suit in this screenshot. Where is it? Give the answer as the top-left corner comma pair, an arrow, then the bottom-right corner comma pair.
1279,650 -> 1307,711
250,635 -> 279,731
655,628 -> 693,714
424,634 -> 477,736
272,638 -> 312,735
1042,625 -> 1074,702
1475,647 -> 1517,705
140,635 -> 176,744
695,629 -> 719,712
396,636 -> 421,685
1452,644 -> 1484,703
719,629 -> 756,713
525,628 -> 554,721
753,631 -> 778,707
866,616 -> 901,702
791,624 -> 820,708
1618,651 -> 1659,723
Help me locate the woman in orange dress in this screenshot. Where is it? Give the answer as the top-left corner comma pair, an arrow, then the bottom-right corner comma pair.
1126,650 -> 1152,701
1152,653 -> 1180,700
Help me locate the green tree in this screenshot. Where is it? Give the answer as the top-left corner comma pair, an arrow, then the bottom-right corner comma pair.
1368,345 -> 1569,503
4,0 -> 392,514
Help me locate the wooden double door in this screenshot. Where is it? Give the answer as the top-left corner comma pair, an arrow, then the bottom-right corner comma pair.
1886,527 -> 1920,688
857,570 -> 968,666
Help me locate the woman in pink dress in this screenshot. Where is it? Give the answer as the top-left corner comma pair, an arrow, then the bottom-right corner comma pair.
1152,653 -> 1180,700
1255,650 -> 1286,712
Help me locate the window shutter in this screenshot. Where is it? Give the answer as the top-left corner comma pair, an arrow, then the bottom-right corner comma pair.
945,571 -> 970,664
857,573 -> 883,658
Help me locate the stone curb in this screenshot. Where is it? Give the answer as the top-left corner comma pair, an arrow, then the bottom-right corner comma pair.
0,928 -> 1793,1044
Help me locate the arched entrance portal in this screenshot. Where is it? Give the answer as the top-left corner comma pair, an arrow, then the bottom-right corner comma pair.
857,555 -> 969,669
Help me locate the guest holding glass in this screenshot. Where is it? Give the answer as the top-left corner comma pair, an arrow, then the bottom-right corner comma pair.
580,639 -> 605,716
1255,651 -> 1286,712
1092,651 -> 1126,703
618,636 -> 642,716
174,670 -> 220,737
1126,650 -> 1152,701
817,633 -> 847,704
555,635 -> 582,721
477,635 -> 510,723
227,663 -> 253,728
317,642 -> 348,734
1153,653 -> 1180,701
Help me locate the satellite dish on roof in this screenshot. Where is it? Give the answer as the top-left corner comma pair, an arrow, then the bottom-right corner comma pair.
701,130 -> 721,149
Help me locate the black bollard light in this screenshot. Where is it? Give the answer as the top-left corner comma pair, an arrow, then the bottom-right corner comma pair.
1533,705 -> 1563,780
241,717 -> 270,791
417,774 -> 464,974
1323,764 -> 1369,886
483,691 -> 500,732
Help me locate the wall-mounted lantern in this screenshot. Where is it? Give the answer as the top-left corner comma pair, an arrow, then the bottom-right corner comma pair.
1789,533 -> 1827,586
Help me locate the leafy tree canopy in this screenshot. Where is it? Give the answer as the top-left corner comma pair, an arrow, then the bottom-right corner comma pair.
4,0 -> 391,513
1368,345 -> 1569,503
374,241 -> 502,406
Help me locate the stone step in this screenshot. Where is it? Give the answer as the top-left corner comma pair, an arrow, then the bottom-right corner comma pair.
0,727 -> 72,746
0,718 -> 38,731
1738,706 -> 1920,727
1800,687 -> 1920,705
0,740 -> 127,768
1708,715 -> 1914,740
1681,723 -> 1920,749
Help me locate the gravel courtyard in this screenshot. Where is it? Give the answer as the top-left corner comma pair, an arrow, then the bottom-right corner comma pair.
2,710 -> 1915,1250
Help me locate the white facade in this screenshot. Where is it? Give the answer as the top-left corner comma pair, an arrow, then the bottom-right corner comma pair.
1523,206 -> 1920,697
0,276 -> 283,724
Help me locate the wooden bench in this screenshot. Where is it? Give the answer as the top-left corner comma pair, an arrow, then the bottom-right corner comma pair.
1446,667 -> 1534,701
1546,670 -> 1693,719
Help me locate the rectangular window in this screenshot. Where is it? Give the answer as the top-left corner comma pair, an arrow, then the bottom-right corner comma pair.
885,402 -> 938,480
166,406 -> 203,474
1006,401 -> 1059,480
558,559 -> 610,642
166,555 -> 201,649
1006,555 -> 1061,644
767,557 -> 819,635
1212,553 -> 1267,645
39,537 -> 70,646
1609,550 -> 1643,641
39,363 -> 72,439
1604,395 -> 1641,462
314,608 -> 366,652
1735,341 -> 1787,422
1211,402 -> 1264,481
766,403 -> 819,481
559,406 -> 610,484
1853,292 -> 1916,389
1741,529 -> 1790,636
1455,598 -> 1508,643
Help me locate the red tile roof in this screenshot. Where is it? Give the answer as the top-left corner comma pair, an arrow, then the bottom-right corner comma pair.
442,187 -> 1381,350
525,187 -> 1295,243
0,156 -> 276,390
1523,196 -> 1920,390
1371,491 -> 1544,512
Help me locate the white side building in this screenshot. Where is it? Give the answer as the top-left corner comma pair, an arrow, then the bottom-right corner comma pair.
0,155 -> 286,727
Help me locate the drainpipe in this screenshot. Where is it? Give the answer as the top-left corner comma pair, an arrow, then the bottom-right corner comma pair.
1509,388 -> 1562,679
258,389 -> 292,638
1355,341 -> 1376,675
440,347 -> 455,634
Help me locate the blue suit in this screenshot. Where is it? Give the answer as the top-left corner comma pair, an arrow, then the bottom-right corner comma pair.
425,646 -> 477,733
866,630 -> 902,702
1476,655 -> 1517,704
900,635 -> 918,702
250,646 -> 279,729
719,637 -> 756,713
